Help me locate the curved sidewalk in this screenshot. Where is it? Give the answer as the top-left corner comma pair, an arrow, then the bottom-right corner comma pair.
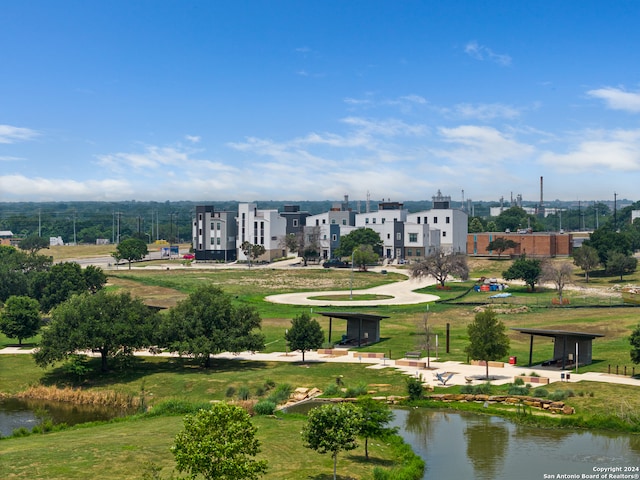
265,267 -> 440,306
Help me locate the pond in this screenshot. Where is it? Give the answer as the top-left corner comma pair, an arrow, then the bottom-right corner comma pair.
0,397 -> 132,437
285,401 -> 640,479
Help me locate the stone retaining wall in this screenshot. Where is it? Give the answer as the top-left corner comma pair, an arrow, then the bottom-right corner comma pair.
428,393 -> 574,414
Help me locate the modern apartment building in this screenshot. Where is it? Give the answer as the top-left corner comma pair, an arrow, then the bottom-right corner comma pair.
237,203 -> 287,261
192,205 -> 238,261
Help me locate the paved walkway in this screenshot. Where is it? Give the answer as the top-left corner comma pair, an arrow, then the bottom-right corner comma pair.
265,266 -> 441,306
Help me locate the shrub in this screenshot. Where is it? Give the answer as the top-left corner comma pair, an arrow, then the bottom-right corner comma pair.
237,386 -> 251,401
406,376 -> 424,401
267,383 -> 292,405
460,384 -> 474,394
533,387 -> 549,398
255,386 -> 265,397
345,382 -> 368,398
264,379 -> 276,390
508,385 -> 529,396
549,390 -> 568,401
513,377 -> 525,386
225,386 -> 236,398
473,382 -> 493,395
146,400 -> 211,417
11,427 -> 31,438
324,383 -> 340,396
254,400 -> 277,415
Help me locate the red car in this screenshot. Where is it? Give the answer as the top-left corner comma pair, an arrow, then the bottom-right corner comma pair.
183,253 -> 195,260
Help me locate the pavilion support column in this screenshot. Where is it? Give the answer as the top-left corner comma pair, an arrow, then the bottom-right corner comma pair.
529,335 -> 534,367
562,336 -> 567,369
328,318 -> 333,344
358,318 -> 362,347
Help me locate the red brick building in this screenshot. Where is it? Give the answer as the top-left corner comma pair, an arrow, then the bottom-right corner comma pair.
467,232 -> 573,258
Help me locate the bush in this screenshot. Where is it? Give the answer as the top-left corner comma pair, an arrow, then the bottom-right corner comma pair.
237,386 -> 251,400
549,390 -> 568,401
345,382 -> 368,398
533,387 -> 549,398
324,383 -> 340,396
146,400 -> 211,417
267,383 -> 292,405
254,400 -> 277,415
508,385 -> 530,396
473,382 -> 493,395
406,376 -> 424,401
460,384 -> 474,394
255,386 -> 265,397
264,379 -> 276,390
225,386 -> 236,398
513,377 -> 525,386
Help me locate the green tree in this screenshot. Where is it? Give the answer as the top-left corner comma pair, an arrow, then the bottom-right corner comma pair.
630,324 -> 640,365
605,251 -> 638,281
240,241 -> 266,268
334,228 -> 382,258
502,255 -> 542,291
0,246 -> 51,302
356,397 -> 396,460
468,217 -> 484,233
584,227 -> 631,264
285,312 -> 324,362
172,404 -> 268,480
486,237 -> 519,258
352,244 -> 379,271
465,309 -> 510,379
301,226 -> 321,266
160,285 -> 265,368
572,245 -> 600,283
112,237 -> 148,269
302,403 -> 363,480
540,261 -> 573,303
30,262 -> 94,312
18,235 -> 50,255
0,295 -> 41,345
411,248 -> 469,287
34,290 -> 157,372
494,206 -> 541,233
83,265 -> 107,293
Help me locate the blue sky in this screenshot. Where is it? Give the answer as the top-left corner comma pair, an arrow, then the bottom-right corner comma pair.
1,1 -> 640,203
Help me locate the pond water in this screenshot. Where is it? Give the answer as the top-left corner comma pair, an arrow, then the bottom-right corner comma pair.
0,397 -> 131,437
285,401 -> 640,480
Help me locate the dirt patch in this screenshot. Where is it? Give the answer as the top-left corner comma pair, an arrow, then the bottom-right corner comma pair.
107,277 -> 186,309
473,305 -> 530,314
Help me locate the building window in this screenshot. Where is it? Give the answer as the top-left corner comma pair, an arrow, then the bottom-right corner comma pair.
406,249 -> 413,256
217,222 -> 221,230
316,219 -> 319,226
387,233 -> 391,239
382,218 -> 385,224
372,218 -> 376,224
442,231 -> 447,237
216,237 -> 221,245
332,234 -> 337,242
365,218 -> 369,224
396,232 -> 401,241
409,233 -> 418,242
322,219 -> 326,224
415,249 -> 421,257
199,228 -> 202,235
342,219 -> 346,225
424,216 -> 428,224
417,217 -> 421,224
293,219 -> 298,227
446,216 -> 450,224
433,217 -> 438,224
331,219 -> 336,224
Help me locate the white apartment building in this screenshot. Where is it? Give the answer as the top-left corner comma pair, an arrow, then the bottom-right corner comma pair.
237,203 -> 287,261
305,206 -> 355,259
355,201 -> 407,260
192,205 -> 238,261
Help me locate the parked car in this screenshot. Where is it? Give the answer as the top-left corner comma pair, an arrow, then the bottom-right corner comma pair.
183,253 -> 195,260
323,258 -> 350,268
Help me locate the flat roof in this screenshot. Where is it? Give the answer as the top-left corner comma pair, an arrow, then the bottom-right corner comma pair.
512,328 -> 604,339
319,312 -> 389,321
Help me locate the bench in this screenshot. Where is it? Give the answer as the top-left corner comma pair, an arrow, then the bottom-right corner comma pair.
396,359 -> 427,368
405,351 -> 422,359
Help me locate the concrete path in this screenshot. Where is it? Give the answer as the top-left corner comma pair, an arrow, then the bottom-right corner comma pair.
265,266 -> 441,306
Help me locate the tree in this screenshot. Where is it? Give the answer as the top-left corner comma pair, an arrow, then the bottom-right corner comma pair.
502,255 -> 541,291
334,228 -> 382,258
0,295 -> 41,345
584,227 -> 632,264
352,244 -> 379,271
30,262 -> 98,312
281,233 -> 299,257
160,285 -> 265,368
301,226 -> 321,266
19,235 -> 50,255
630,324 -> 640,365
83,265 -> 107,293
172,403 -> 268,480
112,237 -> 148,269
540,261 -> 574,303
34,290 -> 158,372
302,403 -> 363,480
240,241 -> 266,268
605,251 -> 638,281
486,237 -> 518,258
465,309 -> 510,379
572,245 -> 600,283
356,397 -> 396,460
411,248 -> 469,287
0,246 -> 51,302
468,217 -> 485,233
285,312 -> 324,362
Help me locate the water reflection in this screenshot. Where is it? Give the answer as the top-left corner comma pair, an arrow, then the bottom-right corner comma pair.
391,409 -> 640,480
463,417 -> 508,480
0,397 -> 130,437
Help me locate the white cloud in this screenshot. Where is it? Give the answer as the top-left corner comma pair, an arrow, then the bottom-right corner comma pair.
539,129 -> 640,171
185,135 -> 201,143
464,41 -> 512,66
96,144 -> 194,173
0,174 -> 134,200
435,125 -> 534,165
0,125 -> 39,144
587,87 -> 640,113
453,103 -> 520,121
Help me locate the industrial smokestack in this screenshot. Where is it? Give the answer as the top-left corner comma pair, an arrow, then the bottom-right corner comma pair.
539,176 -> 544,216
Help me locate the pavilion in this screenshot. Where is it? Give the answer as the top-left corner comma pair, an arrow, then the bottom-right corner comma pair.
319,312 -> 389,347
512,328 -> 605,368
